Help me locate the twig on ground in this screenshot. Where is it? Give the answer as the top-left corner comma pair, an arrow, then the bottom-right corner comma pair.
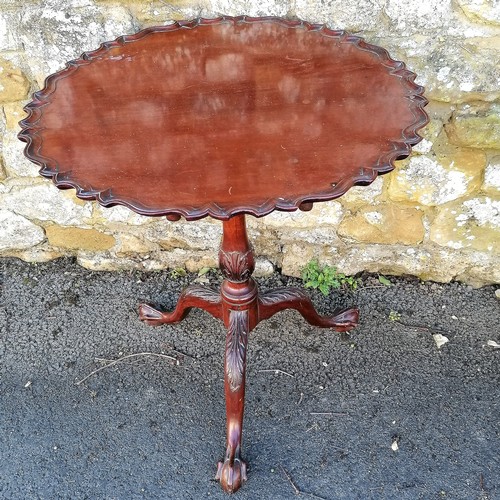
310,386 -> 326,397
76,352 -> 177,385
280,465 -> 300,495
310,412 -> 347,416
160,343 -> 199,360
296,392 -> 304,405
480,473 -> 488,495
279,464 -> 328,499
396,321 -> 450,335
258,369 -> 295,378
306,423 -> 320,433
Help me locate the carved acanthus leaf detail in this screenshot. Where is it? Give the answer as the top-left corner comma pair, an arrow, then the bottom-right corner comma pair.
226,310 -> 249,392
219,249 -> 253,282
259,287 -> 308,306
186,285 -> 221,303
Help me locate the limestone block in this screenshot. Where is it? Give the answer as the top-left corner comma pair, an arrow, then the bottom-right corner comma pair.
454,255 -> 500,287
373,36 -> 500,103
185,253 -> 218,272
339,176 -> 384,206
9,247 -> 64,264
255,201 -> 343,229
93,204 -> 152,226
0,58 -> 30,104
387,148 -> 485,206
332,245 -> 433,279
253,257 -> 275,277
412,118 -> 444,154
0,11 -> 22,51
338,204 -> 425,245
76,246 -> 219,272
1,184 -> 92,224
147,219 -> 221,251
281,242 -> 317,277
16,0 -> 136,85
0,157 -> 6,181
3,100 -> 41,177
279,227 -> 341,246
3,101 -> 25,130
208,0 -> 290,18
483,156 -> 500,194
384,0 -> 458,36
294,0 -> 386,31
333,244 -> 499,286
455,0 -> 500,26
153,248 -> 213,271
46,226 -> 115,251
430,196 -> 500,252
445,103 -> 500,149
2,128 -> 40,177
247,225 -> 280,255
115,233 -> 155,256
76,252 -> 155,271
120,1 -> 210,24
0,209 -> 45,250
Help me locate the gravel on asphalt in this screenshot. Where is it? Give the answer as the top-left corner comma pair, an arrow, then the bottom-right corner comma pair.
0,257 -> 499,500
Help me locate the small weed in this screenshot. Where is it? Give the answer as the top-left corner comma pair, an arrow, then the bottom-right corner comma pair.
378,275 -> 392,286
197,266 -> 213,277
302,260 -> 358,296
388,310 -> 401,321
170,267 -> 187,278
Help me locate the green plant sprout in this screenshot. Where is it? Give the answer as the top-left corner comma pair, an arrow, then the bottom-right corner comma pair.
378,275 -> 392,286
388,310 -> 401,321
197,267 -> 212,277
170,267 -> 187,278
301,260 -> 358,296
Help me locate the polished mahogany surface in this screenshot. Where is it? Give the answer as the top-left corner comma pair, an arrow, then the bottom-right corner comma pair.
19,17 -> 427,220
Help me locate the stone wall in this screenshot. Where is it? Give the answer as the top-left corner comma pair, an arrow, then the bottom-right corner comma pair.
0,0 -> 499,286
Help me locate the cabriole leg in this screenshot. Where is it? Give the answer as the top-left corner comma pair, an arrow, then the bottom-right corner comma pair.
259,287 -> 359,332
139,284 -> 222,325
216,308 -> 249,493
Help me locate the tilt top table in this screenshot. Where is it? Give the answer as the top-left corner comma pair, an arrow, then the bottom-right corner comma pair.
19,16 -> 428,494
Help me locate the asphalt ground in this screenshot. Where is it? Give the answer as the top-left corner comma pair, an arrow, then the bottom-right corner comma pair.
0,257 -> 499,500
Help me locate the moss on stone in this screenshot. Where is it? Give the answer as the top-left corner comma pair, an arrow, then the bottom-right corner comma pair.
446,103 -> 500,149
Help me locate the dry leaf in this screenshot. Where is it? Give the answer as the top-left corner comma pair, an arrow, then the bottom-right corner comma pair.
433,333 -> 449,349
487,340 -> 500,349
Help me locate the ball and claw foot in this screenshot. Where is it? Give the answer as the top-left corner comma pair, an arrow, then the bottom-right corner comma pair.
138,303 -> 166,326
216,451 -> 248,494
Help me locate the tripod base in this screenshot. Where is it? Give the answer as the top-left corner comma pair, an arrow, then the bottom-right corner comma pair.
139,215 -> 358,493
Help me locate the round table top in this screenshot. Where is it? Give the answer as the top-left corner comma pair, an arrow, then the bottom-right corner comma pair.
19,16 -> 428,221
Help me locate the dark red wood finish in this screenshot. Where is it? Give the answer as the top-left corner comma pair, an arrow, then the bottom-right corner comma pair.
19,16 -> 428,494
18,16 -> 427,221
